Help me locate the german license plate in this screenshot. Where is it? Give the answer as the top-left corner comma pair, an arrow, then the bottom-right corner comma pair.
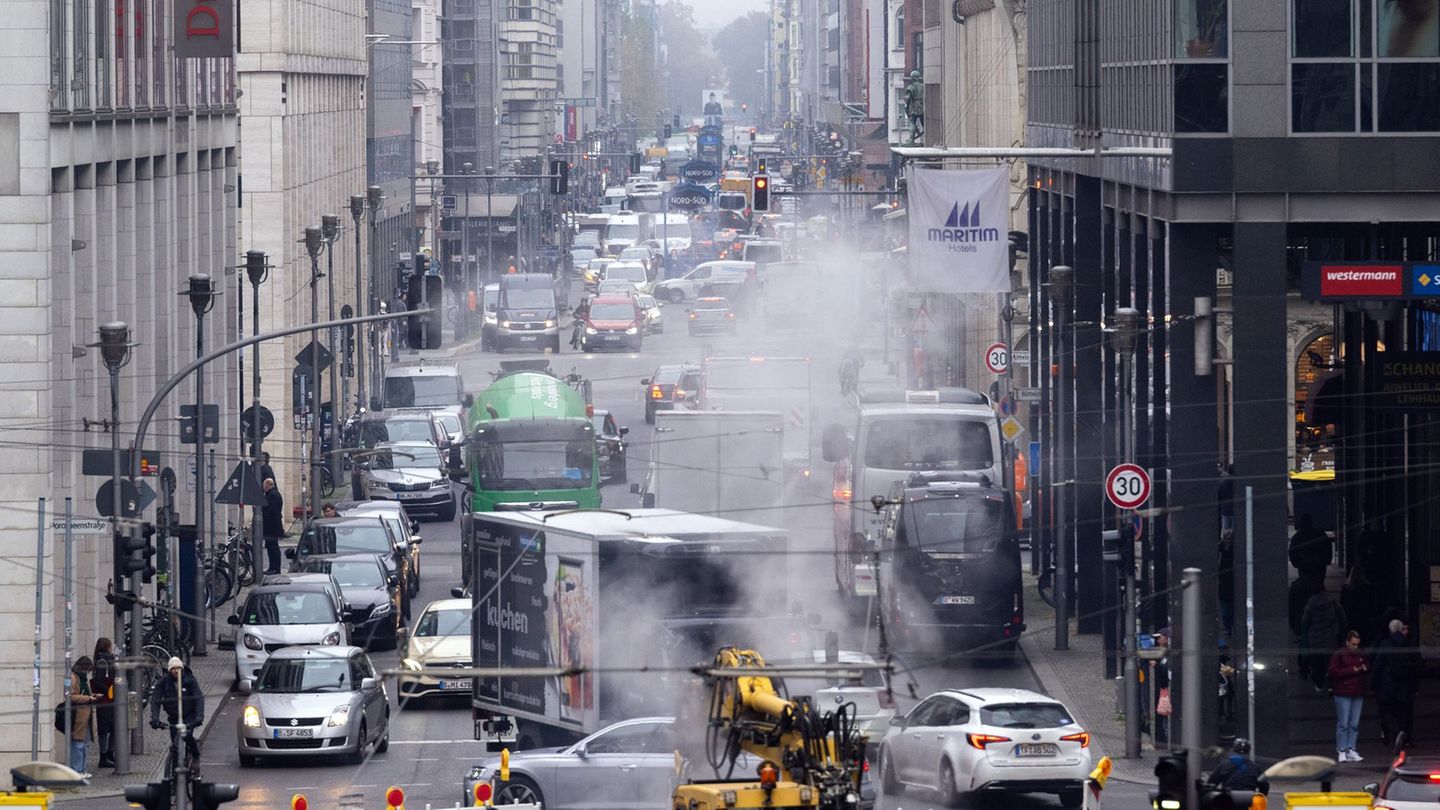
439,679 -> 472,690
517,335 -> 538,341
1015,743 -> 1057,757
939,595 -> 976,605
398,491 -> 425,500
274,728 -> 314,739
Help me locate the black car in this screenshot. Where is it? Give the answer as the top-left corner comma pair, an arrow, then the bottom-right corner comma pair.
287,516 -> 414,620
592,409 -> 629,484
687,297 -> 739,336
297,554 -> 403,650
642,363 -> 702,424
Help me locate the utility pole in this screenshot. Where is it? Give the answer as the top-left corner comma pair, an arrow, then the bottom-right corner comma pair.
181,274 -> 219,656
1111,306 -> 1144,758
1048,265 -> 1074,651
94,322 -> 135,773
321,214 -> 341,477
243,252 -> 269,590
304,227 -> 325,520
349,196 -> 366,414
366,186 -> 383,407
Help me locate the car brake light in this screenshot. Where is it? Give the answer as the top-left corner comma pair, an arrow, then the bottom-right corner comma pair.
833,487 -> 851,501
1430,774 -> 1440,781
967,733 -> 1011,749
1061,732 -> 1091,748
862,759 -> 870,772
726,312 -> 735,318
650,385 -> 663,399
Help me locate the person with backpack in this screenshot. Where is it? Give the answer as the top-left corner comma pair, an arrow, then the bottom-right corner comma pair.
1301,585 -> 1347,692
1207,738 -> 1267,793
63,657 -> 98,776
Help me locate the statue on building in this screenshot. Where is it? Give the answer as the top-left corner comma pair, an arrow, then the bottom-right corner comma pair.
904,71 -> 924,143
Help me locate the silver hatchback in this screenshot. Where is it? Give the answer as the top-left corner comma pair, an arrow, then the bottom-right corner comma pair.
237,645 -> 390,767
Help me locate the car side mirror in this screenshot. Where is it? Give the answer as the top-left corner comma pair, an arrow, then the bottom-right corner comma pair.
451,587 -> 468,599
227,614 -> 241,626
889,715 -> 906,728
619,426 -> 629,436
238,679 -> 253,694
463,393 -> 474,408
642,492 -> 656,509
1363,783 -> 1378,796
410,537 -> 423,545
574,743 -> 588,758
361,677 -> 377,692
388,575 -> 399,588
341,609 -> 355,623
640,378 -> 650,386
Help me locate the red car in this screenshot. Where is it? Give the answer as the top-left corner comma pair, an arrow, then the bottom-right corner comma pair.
578,294 -> 644,352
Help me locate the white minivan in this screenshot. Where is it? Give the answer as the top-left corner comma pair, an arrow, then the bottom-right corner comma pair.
231,581 -> 350,683
652,261 -> 754,303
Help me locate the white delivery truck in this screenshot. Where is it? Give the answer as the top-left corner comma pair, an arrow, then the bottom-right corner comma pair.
700,356 -> 814,479
635,410 -> 785,527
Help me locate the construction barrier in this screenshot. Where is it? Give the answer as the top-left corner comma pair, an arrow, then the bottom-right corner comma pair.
1282,792 -> 1371,810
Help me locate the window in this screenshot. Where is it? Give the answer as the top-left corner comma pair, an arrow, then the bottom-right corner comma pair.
1292,63 -> 1356,130
894,7 -> 905,49
1175,63 -> 1229,132
1176,0 -> 1229,57
583,722 -> 663,754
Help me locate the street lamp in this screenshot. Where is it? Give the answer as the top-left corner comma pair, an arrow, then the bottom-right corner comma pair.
484,166 -> 496,287
1109,305 -> 1144,759
92,320 -> 136,774
243,251 -> 270,590
348,195 -> 366,414
321,214 -> 342,482
179,273 -> 219,656
1047,264 -> 1074,653
366,186 -> 383,406
303,226 -> 326,520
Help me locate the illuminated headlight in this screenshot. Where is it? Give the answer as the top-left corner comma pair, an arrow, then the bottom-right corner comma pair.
545,319 -> 557,327
322,631 -> 341,646
500,320 -> 511,328
585,327 -> 598,335
401,658 -> 424,672
625,327 -> 638,335
243,633 -> 263,651
243,705 -> 262,728
327,705 -> 351,727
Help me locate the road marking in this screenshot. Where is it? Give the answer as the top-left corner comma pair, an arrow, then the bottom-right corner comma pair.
386,738 -> 487,745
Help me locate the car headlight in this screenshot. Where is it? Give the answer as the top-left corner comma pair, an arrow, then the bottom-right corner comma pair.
500,320 -> 511,328
327,705 -> 351,727
545,319 -> 557,327
243,633 -> 263,651
585,327 -> 598,335
401,658 -> 423,672
322,631 -> 341,646
371,600 -> 392,616
625,326 -> 638,335
430,478 -> 448,489
243,705 -> 262,728
368,479 -> 388,490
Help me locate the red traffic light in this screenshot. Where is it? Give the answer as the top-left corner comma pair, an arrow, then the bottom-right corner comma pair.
755,177 -> 767,189
386,786 -> 406,808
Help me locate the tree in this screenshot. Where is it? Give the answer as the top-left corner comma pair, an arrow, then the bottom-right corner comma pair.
657,1 -> 722,120
618,6 -> 666,125
712,11 -> 769,115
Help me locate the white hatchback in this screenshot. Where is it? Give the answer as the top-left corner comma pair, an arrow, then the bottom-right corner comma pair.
878,688 -> 1091,808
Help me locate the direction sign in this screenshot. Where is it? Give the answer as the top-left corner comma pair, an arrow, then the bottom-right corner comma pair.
667,183 -> 713,210
679,160 -> 720,184
96,478 -> 156,518
295,341 -> 333,374
1105,463 -> 1152,510
1015,387 -> 1042,403
985,342 -> 1010,374
239,405 -> 275,440
1011,350 -> 1031,367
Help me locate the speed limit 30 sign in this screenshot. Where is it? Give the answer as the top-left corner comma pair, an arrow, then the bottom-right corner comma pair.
984,342 -> 1010,374
1105,463 -> 1151,509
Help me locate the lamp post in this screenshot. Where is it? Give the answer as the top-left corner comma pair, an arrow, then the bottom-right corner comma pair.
349,195 -> 366,416
180,274 -> 219,656
366,186 -> 383,406
484,166 -> 496,286
1048,265 -> 1074,652
243,251 -> 269,591
94,321 -> 135,773
304,226 -> 325,520
461,162 -> 474,340
1111,305 -> 1144,758
321,214 -> 341,480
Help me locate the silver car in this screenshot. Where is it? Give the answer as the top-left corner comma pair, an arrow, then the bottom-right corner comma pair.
362,441 -> 456,521
237,645 -> 389,767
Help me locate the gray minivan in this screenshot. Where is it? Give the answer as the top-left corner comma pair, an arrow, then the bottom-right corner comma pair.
495,274 -> 561,352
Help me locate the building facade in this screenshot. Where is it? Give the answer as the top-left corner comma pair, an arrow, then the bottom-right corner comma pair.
369,0 -> 420,298
499,0 -> 561,163
0,0 -> 239,771
443,0 -> 503,174
413,0 -> 446,253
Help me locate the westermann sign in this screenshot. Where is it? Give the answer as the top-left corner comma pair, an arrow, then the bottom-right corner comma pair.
906,166 -> 1010,293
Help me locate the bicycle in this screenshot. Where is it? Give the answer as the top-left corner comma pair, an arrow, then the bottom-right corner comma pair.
1036,564 -> 1057,608
151,716 -> 203,785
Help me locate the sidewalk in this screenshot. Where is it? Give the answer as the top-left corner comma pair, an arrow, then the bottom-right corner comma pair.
1018,572 -> 1397,790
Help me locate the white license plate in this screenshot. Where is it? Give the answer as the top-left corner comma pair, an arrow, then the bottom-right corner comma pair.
1015,743 -> 1058,757
274,728 -> 314,739
398,491 -> 427,499
517,335 -> 538,341
939,595 -> 976,605
439,679 -> 472,690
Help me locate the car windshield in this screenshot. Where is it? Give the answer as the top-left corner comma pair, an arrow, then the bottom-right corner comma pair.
1384,776 -> 1440,802
256,657 -> 353,693
620,249 -> 649,260
415,607 -> 472,637
384,376 -> 458,408
500,288 -> 554,309
372,446 -> 442,470
607,223 -> 639,240
303,525 -> 393,556
241,592 -> 338,626
590,302 -> 636,321
474,428 -> 595,491
302,559 -> 384,589
906,497 -> 1004,554
607,266 -> 647,282
572,249 -> 598,261
864,418 -> 994,470
652,366 -> 686,385
637,295 -> 657,309
783,666 -> 887,694
435,413 -> 463,436
360,418 -> 433,446
979,702 -> 1074,729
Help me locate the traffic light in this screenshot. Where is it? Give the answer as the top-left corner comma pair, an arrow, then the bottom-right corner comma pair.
406,274 -> 445,350
629,153 -> 642,173
663,123 -> 673,139
124,781 -> 171,810
116,525 -> 157,582
1151,752 -> 1189,810
549,159 -> 568,194
751,174 -> 771,213
193,780 -> 241,810
749,127 -> 757,141
756,158 -> 767,173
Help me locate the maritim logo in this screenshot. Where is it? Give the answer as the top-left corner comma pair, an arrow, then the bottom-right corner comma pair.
928,201 -> 1001,253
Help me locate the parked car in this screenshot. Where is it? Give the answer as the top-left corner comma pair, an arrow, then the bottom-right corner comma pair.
592,409 -> 629,484
398,598 -> 472,704
237,645 -> 389,767
1366,754 -> 1440,810
296,554 -> 403,651
229,581 -> 349,683
636,293 -> 663,334
877,688 -> 1091,808
287,516 -> 413,619
360,441 -> 457,521
332,500 -> 423,597
641,363 -> 701,424
687,297 -> 738,336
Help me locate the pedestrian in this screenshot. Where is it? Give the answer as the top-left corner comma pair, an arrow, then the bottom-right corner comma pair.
1328,630 -> 1369,762
1301,586 -> 1348,691
259,452 -> 276,485
90,638 -> 116,769
1341,565 -> 1380,645
1371,619 -> 1421,748
66,656 -> 97,776
261,477 -> 286,574
1289,513 -> 1333,581
1207,738 -> 1266,793
150,657 -> 204,771
321,501 -> 338,518
1291,573 -> 1324,678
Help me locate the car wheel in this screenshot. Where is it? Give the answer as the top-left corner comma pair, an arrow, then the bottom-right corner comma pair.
495,776 -> 544,807
880,747 -> 903,795
440,493 -> 458,521
1059,787 -> 1084,808
376,712 -> 390,753
938,759 -> 961,807
666,289 -> 685,304
350,721 -> 368,765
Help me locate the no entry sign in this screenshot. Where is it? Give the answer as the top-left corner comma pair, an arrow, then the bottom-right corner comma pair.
1105,463 -> 1151,510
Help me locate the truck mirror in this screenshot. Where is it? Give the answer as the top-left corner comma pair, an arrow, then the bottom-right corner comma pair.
821,423 -> 848,462
629,483 -> 641,494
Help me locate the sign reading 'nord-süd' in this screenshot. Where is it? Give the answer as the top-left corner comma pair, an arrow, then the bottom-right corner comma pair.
1369,352 -> 1440,410
666,184 -> 712,209
679,161 -> 720,184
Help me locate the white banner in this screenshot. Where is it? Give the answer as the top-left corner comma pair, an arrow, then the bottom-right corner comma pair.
906,166 -> 1012,293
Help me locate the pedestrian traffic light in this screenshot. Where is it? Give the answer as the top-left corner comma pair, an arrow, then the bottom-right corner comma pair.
406,275 -> 446,350
192,780 -> 241,810
549,158 -> 569,194
1151,752 -> 1189,810
124,781 -> 171,810
751,174 -> 771,213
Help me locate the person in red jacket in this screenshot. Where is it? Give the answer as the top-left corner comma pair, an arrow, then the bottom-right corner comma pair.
1328,630 -> 1369,762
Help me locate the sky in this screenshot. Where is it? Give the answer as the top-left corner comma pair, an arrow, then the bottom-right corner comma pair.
684,0 -> 768,31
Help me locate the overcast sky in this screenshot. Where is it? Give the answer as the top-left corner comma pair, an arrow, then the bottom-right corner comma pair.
685,0 -> 768,31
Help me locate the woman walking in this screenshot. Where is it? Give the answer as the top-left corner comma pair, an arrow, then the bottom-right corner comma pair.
90,639 -> 116,769
1328,630 -> 1369,762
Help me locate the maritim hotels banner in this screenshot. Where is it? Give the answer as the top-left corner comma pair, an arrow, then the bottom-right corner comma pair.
906,166 -> 1011,294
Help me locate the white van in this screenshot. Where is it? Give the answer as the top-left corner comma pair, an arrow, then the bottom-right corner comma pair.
652,261 -> 754,303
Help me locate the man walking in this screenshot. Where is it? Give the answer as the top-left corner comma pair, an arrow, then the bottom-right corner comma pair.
261,478 -> 285,574
1372,619 -> 1421,748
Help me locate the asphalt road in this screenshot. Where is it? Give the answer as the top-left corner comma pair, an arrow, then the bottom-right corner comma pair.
65,284 -> 1156,808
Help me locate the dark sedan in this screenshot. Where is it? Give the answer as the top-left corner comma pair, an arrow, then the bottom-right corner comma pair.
642,363 -> 701,424
296,554 -> 403,650
592,409 -> 629,484
686,297 -> 738,336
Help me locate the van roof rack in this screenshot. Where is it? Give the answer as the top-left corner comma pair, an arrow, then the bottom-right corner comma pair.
856,386 -> 988,405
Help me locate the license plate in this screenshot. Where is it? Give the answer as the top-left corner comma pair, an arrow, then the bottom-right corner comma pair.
274,728 -> 314,739
939,595 -> 976,605
439,679 -> 472,690
398,491 -> 426,499
517,335 -> 538,341
1015,743 -> 1057,757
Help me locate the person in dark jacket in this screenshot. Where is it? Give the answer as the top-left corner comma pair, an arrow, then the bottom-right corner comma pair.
90,638 -> 116,769
1371,619 -> 1421,748
261,478 -> 285,574
1208,738 -> 1266,792
1328,630 -> 1369,762
150,657 -> 204,770
1290,573 -> 1324,677
1289,514 -> 1332,581
1302,588 -> 1348,691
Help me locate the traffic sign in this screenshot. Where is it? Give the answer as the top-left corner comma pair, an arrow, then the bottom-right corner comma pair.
215,461 -> 265,506
985,342 -> 1010,374
179,404 -> 220,445
52,517 -> 109,535
96,478 -> 156,518
1011,350 -> 1031,367
295,341 -> 333,374
998,394 -> 1017,416
1015,387 -> 1042,403
1105,463 -> 1151,510
1000,416 -> 1025,443
442,195 -> 457,212
240,405 -> 275,440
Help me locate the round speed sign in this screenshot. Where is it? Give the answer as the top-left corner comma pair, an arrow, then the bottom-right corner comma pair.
1105,463 -> 1151,510
985,342 -> 1010,374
